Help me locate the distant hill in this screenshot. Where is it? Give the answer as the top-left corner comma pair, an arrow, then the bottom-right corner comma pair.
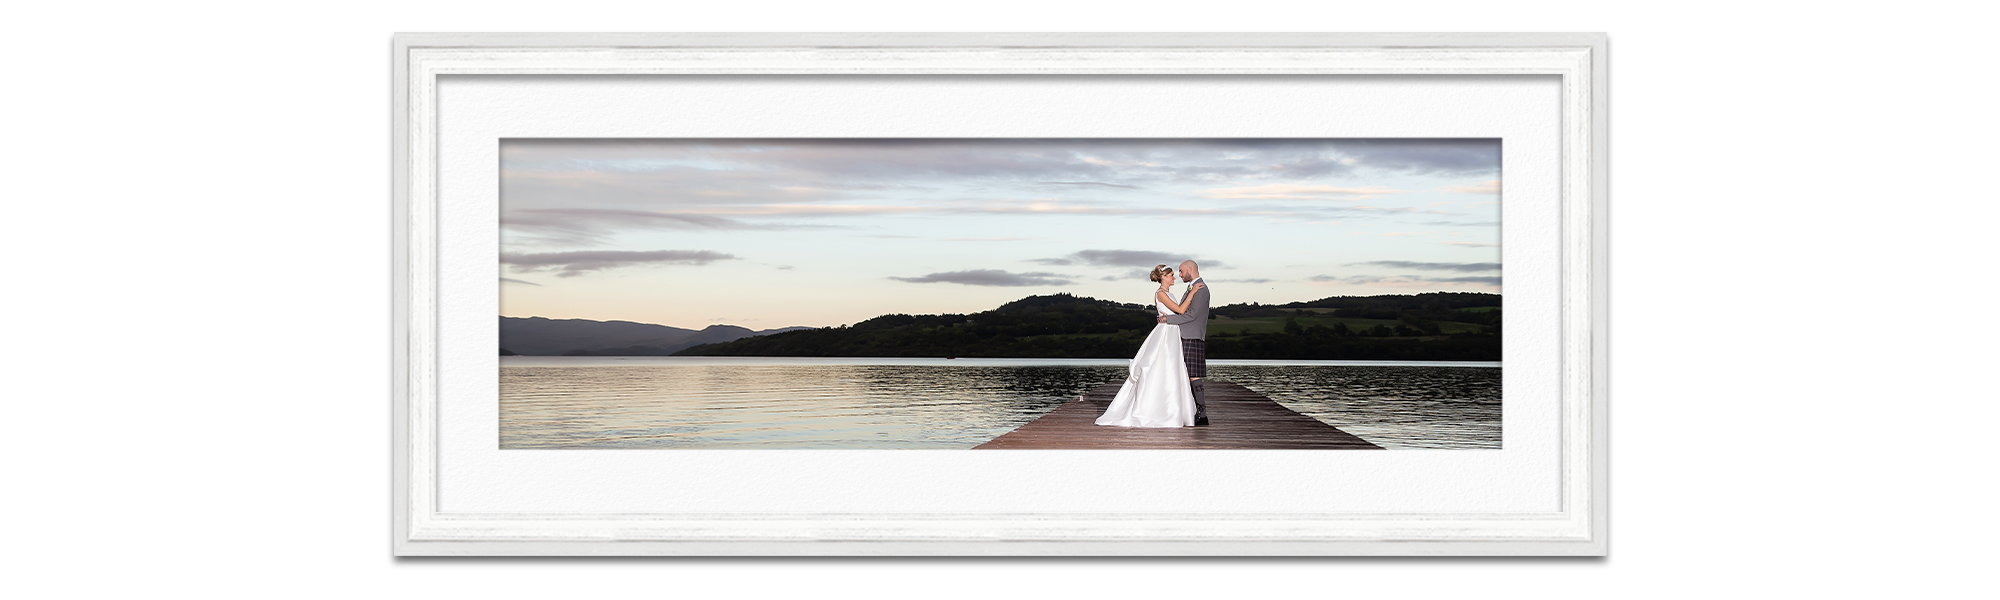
499,316 -> 812,356
1212,291 -> 1500,319
677,292 -> 1155,358
675,292 -> 1499,361
1200,290 -> 1504,324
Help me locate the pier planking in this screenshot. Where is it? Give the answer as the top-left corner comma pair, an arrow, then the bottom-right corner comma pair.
974,380 -> 1382,449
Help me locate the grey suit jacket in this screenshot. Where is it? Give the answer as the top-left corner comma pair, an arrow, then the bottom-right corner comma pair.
1161,278 -> 1210,340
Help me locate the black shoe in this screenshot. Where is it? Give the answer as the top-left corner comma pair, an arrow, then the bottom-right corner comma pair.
1193,417 -> 1210,427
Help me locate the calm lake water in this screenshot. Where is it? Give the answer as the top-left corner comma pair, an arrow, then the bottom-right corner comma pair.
500,357 -> 1500,450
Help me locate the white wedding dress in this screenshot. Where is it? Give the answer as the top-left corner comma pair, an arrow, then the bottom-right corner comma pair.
1094,297 -> 1197,427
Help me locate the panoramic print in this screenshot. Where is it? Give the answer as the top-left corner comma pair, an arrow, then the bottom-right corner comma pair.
498,138 -> 1502,449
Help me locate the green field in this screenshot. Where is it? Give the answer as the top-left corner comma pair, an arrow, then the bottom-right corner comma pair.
1207,315 -> 1487,336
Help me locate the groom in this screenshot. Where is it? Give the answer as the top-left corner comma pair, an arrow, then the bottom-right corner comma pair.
1157,260 -> 1211,426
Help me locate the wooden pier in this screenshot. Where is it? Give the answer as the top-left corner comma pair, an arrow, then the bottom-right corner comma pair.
974,380 -> 1382,449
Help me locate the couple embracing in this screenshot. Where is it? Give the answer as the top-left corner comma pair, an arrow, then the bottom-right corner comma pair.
1095,260 -> 1212,428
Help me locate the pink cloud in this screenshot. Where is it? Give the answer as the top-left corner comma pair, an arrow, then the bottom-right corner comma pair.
1442,180 -> 1501,194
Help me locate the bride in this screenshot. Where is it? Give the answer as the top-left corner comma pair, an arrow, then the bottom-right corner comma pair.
1095,264 -> 1206,427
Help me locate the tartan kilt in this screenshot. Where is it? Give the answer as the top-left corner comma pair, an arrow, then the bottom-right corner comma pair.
1180,338 -> 1207,378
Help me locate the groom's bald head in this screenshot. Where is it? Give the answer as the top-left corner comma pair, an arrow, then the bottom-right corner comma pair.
1179,260 -> 1200,281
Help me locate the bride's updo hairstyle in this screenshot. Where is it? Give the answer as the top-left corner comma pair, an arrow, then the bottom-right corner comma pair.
1149,264 -> 1173,283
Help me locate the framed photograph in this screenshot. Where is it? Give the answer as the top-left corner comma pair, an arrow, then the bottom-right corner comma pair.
394,33 -> 1608,556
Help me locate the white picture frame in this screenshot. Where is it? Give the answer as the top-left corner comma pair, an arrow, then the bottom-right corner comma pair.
393,32 -> 1609,556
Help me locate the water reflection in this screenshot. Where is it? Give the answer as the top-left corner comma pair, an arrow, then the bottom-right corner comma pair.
1209,365 -> 1500,449
500,359 -> 1499,450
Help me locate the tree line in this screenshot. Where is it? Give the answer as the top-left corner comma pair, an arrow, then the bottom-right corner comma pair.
675,292 -> 1499,361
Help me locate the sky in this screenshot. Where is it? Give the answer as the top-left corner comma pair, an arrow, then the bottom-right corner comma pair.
499,139 -> 1501,330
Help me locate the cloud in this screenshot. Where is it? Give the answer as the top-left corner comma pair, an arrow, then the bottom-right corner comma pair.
501,208 -> 823,246
1032,249 -> 1228,269
1234,278 -> 1275,284
1353,275 -> 1501,286
500,139 -> 1502,213
502,139 -> 1501,179
687,204 -> 928,216
499,163 -> 850,212
949,199 -> 1145,215
1432,276 -> 1501,285
1315,274 -> 1502,288
507,208 -> 774,229
501,249 -> 739,277
1199,184 -> 1403,201
1443,180 -> 1501,194
946,237 -> 1042,242
941,199 -> 1355,220
1443,241 -> 1501,248
495,139 -> 1507,252
506,183 -> 1464,237
1346,261 -> 1500,273
499,278 -> 541,286
685,198 -> 1222,219
1032,180 -> 1144,190
1203,139 -> 1501,179
1334,139 -> 1502,175
717,141 -> 1116,181
888,269 -> 1074,287
1254,156 -> 1357,179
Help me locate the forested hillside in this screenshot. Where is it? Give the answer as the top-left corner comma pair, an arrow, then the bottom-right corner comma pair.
676,292 -> 1500,361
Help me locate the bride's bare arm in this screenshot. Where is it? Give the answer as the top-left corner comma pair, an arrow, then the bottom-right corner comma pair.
1156,283 -> 1206,314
